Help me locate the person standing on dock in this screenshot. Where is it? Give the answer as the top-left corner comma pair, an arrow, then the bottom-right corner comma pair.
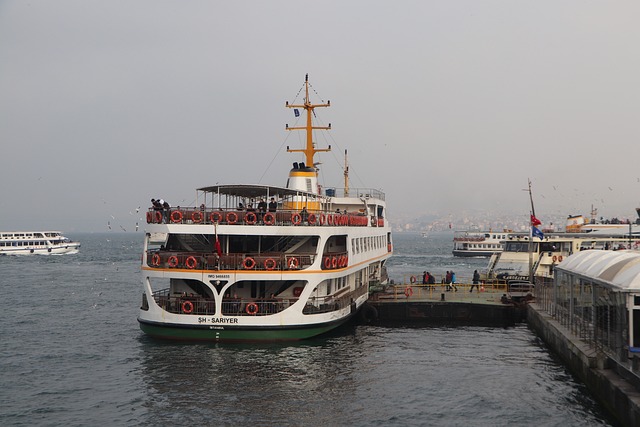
449,271 -> 458,292
470,270 -> 480,292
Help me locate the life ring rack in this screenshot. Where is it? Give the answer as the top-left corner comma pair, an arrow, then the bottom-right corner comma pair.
246,302 -> 259,315
245,212 -> 257,225
151,253 -> 161,267
226,212 -> 238,224
182,300 -> 194,314
288,257 -> 299,269
170,210 -> 183,223
185,256 -> 197,269
243,257 -> 256,269
168,255 -> 179,268
210,211 -> 224,223
263,212 -> 275,225
264,258 -> 277,271
191,211 -> 203,223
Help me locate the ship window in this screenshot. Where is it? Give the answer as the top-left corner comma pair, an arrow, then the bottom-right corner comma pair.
306,178 -> 312,192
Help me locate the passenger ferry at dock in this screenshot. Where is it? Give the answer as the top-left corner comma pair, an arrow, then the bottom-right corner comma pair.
138,75 -> 393,342
483,231 -> 640,284
0,231 -> 80,255
452,229 -> 519,257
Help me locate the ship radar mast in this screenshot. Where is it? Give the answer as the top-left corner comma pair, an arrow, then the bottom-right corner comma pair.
285,74 -> 332,169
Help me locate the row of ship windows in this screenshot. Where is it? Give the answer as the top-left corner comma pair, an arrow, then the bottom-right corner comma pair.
0,241 -> 49,247
352,235 -> 386,254
465,244 -> 501,249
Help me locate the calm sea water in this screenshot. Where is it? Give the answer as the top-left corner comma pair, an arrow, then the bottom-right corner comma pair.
0,232 -> 618,426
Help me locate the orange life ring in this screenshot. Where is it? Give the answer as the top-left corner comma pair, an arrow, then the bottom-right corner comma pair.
191,211 -> 203,223
327,214 -> 334,226
319,213 -> 326,225
410,275 -> 417,284
245,302 -> 259,315
263,212 -> 275,225
185,256 -> 197,269
243,257 -> 256,269
342,256 -> 348,267
331,256 -> 338,269
245,212 -> 257,224
226,212 -> 238,224
307,213 -> 316,225
324,256 -> 332,269
146,211 -> 152,223
151,253 -> 161,266
292,213 -> 302,225
210,211 -> 223,223
558,255 -> 563,262
288,257 -> 299,269
182,300 -> 194,314
405,287 -> 413,297
168,256 -> 179,268
552,255 -> 558,262
264,258 -> 277,271
170,210 -> 183,223
155,211 -> 163,223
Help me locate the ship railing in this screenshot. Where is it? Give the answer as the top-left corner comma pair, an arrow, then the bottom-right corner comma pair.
146,250 -> 316,271
149,287 -> 365,316
146,207 -> 380,227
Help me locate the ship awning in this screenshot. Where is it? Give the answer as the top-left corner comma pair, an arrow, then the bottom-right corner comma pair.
197,184 -> 323,199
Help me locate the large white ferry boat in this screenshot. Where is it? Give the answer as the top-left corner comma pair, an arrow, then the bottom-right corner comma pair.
0,231 -> 80,255
483,231 -> 640,284
138,75 -> 393,341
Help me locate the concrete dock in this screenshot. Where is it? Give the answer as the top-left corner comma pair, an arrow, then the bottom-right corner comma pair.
367,283 -> 527,326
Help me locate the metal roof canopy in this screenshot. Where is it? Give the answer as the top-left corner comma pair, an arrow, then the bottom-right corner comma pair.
197,184 -> 324,200
557,250 -> 640,291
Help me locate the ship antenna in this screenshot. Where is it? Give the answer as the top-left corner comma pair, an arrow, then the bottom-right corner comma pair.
285,74 -> 331,168
344,149 -> 349,197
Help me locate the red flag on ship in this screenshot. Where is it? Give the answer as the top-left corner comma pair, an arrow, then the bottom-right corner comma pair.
214,223 -> 222,256
530,214 -> 542,226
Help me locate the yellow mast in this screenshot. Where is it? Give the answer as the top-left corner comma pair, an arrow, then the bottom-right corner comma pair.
285,74 -> 331,168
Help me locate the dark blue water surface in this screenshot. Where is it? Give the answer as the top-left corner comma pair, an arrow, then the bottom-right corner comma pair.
0,232 -> 618,426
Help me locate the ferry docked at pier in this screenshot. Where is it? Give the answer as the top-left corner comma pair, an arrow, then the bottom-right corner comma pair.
452,229 -> 519,257
138,75 -> 393,341
0,231 -> 80,255
483,231 -> 640,284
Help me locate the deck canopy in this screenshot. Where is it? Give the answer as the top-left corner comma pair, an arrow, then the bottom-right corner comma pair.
557,250 -> 640,291
197,184 -> 323,199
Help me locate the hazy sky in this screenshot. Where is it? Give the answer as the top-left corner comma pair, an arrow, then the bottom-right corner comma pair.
2,1 -> 639,232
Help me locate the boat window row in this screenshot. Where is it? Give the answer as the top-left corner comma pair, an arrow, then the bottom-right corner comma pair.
352,234 -> 386,254
0,241 -> 49,247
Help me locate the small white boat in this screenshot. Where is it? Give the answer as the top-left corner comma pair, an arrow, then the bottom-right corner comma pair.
0,231 -> 80,255
452,230 -> 516,257
138,75 -> 393,342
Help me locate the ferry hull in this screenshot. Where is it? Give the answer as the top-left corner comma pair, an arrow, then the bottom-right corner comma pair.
138,316 -> 352,342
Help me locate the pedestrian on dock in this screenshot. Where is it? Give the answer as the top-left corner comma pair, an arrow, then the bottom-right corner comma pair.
470,270 -> 480,293
447,271 -> 458,292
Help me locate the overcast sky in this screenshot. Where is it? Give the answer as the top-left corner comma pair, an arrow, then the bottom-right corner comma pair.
1,1 -> 639,232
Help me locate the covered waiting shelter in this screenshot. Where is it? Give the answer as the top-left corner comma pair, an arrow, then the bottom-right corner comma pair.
551,250 -> 640,359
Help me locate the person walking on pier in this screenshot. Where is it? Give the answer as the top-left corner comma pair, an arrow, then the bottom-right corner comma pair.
470,270 -> 480,292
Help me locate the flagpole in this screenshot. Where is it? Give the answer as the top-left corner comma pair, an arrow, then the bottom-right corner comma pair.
527,179 -> 535,283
